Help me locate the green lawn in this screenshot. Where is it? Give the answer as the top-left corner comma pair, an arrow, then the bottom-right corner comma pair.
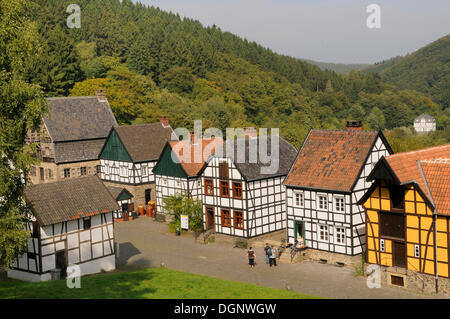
0,267 -> 318,299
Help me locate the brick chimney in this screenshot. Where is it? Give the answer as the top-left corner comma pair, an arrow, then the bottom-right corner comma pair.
96,89 -> 107,102
346,120 -> 363,131
160,116 -> 169,127
244,127 -> 257,138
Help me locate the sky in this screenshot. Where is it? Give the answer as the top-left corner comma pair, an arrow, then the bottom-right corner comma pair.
136,0 -> 450,64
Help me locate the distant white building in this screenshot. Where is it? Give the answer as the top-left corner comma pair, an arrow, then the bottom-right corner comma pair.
414,114 -> 436,133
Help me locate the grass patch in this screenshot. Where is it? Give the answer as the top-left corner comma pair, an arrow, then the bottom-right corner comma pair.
0,267 -> 318,299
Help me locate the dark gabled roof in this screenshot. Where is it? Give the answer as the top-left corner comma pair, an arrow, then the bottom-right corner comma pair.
207,136 -> 297,181
53,139 -> 107,164
414,113 -> 436,122
25,176 -> 119,226
284,129 -> 391,192
44,96 -> 118,142
113,123 -> 175,162
107,186 -> 133,201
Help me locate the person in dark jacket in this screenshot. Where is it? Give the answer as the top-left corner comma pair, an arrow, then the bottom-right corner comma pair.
264,243 -> 271,264
247,247 -> 256,268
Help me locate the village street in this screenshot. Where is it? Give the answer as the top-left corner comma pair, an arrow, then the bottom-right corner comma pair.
115,217 -> 437,299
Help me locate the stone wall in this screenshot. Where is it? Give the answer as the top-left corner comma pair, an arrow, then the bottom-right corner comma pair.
29,160 -> 100,185
102,181 -> 156,208
369,264 -> 450,295
294,248 -> 363,268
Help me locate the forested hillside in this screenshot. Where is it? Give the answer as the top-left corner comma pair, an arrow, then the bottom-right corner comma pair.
27,0 -> 448,149
376,35 -> 450,110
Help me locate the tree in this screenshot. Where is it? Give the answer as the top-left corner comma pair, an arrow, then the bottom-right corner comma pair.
366,107 -> 386,130
161,66 -> 195,95
162,193 -> 203,233
0,0 -> 47,270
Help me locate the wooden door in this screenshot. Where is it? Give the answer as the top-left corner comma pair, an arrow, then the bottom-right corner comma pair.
206,207 -> 215,230
55,250 -> 67,279
393,241 -> 406,268
145,189 -> 151,204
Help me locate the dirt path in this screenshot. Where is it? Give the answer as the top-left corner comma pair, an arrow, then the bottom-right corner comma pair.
114,217 -> 440,299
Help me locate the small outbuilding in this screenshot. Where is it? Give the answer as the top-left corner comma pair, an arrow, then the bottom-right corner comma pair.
414,113 -> 436,133
8,176 -> 119,282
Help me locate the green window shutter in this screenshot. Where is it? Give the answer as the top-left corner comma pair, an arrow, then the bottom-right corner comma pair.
100,130 -> 132,162
153,146 -> 188,178
117,190 -> 133,202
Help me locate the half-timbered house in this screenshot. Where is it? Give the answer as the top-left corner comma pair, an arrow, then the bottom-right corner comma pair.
26,92 -> 118,184
8,176 -> 118,282
107,186 -> 134,221
283,123 -> 393,264
99,117 -> 175,207
153,136 -> 223,213
358,144 -> 450,292
199,135 -> 297,238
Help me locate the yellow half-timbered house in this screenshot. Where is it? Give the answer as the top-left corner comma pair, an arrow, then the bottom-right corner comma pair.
358,144 -> 450,293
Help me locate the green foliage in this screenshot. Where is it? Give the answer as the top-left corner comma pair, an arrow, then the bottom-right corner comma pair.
234,239 -> 248,249
162,193 -> 204,233
376,35 -> 450,109
384,127 -> 450,153
0,0 -> 47,269
26,0 -> 449,151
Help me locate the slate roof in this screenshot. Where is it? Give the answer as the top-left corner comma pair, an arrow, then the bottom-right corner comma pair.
169,138 -> 224,177
44,96 -> 118,142
114,123 -> 175,162
414,113 -> 436,123
53,139 -> 106,164
25,176 -> 119,226
209,136 -> 297,181
284,130 -> 388,192
107,186 -> 133,201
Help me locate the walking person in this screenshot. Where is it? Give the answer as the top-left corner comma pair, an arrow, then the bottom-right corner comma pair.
264,243 -> 271,264
247,247 -> 256,268
269,245 -> 277,267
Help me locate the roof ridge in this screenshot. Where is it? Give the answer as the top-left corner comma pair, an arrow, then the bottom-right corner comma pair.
117,122 -> 164,129
310,129 -> 378,134
421,158 -> 450,164
387,144 -> 450,158
46,96 -> 99,100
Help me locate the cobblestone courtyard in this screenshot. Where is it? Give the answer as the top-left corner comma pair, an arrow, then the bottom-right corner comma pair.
115,217 -> 440,299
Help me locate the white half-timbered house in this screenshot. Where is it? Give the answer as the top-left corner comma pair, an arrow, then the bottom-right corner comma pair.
283,122 -> 393,260
8,176 -> 119,282
153,137 -> 223,213
107,186 -> 134,221
199,136 -> 297,238
99,117 -> 176,207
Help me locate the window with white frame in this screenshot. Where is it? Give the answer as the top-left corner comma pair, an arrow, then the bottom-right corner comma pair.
414,244 -> 420,258
334,196 -> 345,212
380,239 -> 385,252
318,224 -> 329,242
163,178 -> 167,185
141,166 -> 147,176
317,194 -> 328,210
120,166 -> 127,177
294,191 -> 304,207
176,180 -> 181,187
335,227 -> 346,244
197,180 -> 201,187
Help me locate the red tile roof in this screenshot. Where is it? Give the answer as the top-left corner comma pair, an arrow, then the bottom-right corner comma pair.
421,160 -> 450,216
383,144 -> 450,215
170,137 -> 224,176
284,130 -> 382,192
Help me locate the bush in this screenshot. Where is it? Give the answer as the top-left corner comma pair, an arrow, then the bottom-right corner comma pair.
234,238 -> 248,249
163,193 -> 204,233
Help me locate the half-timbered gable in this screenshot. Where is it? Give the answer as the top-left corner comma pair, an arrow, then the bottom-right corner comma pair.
200,136 -> 297,238
107,186 -> 134,221
27,93 -> 118,184
8,176 -> 119,282
153,137 -> 223,213
99,118 -> 175,207
358,144 -> 450,291
284,126 -> 393,258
